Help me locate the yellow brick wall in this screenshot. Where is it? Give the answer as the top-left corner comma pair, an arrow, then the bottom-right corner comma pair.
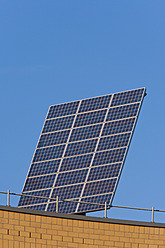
0,208 -> 165,248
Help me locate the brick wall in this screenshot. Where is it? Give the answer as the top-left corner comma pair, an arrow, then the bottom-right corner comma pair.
0,205 -> 165,248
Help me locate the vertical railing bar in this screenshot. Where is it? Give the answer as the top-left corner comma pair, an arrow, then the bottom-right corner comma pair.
105,201 -> 107,218
56,196 -> 58,213
7,190 -> 10,206
152,206 -> 154,223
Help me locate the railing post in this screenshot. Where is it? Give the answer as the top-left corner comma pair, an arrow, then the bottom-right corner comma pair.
152,206 -> 154,223
105,201 -> 107,218
56,196 -> 58,213
7,190 -> 10,206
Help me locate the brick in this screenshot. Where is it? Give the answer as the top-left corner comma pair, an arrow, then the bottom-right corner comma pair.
25,227 -> 35,233
9,219 -> 19,225
0,217 -> 8,224
63,236 -> 72,242
47,239 -> 58,245
20,231 -> 30,237
84,238 -> 93,244
58,230 -> 68,236
104,240 -> 115,246
36,238 -> 47,244
139,245 -> 148,248
148,246 -> 158,248
14,236 -> 25,242
52,235 -> 63,241
94,239 -> 104,245
73,237 -> 83,243
15,225 -> 24,231
67,242 -> 79,248
9,240 -> 14,248
58,241 -> 68,247
3,239 -> 9,248
42,234 -> 51,240
31,232 -> 41,239
125,243 -> 132,248
20,221 -> 30,226
46,229 -> 57,235
3,224 -> 14,230
3,234 -> 14,240
41,223 -> 52,229
36,228 -> 46,234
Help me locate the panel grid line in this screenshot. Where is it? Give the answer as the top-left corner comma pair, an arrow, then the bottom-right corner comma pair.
75,94 -> 114,212
45,100 -> 82,211
107,88 -> 146,207
46,100 -> 142,121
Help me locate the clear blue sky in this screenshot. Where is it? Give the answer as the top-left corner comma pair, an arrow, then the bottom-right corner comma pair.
0,1 -> 165,222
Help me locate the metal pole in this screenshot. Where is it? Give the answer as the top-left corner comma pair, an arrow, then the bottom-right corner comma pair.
7,190 -> 10,206
105,201 -> 107,218
152,206 -> 154,223
56,196 -> 58,213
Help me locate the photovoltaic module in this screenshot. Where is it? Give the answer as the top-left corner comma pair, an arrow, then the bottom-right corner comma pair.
18,88 -> 146,214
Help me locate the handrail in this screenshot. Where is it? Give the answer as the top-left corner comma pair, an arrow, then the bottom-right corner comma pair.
0,190 -> 164,222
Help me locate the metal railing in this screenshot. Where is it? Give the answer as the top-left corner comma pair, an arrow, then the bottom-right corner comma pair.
0,190 -> 165,223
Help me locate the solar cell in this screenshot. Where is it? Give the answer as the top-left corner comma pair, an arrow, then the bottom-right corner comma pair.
33,144 -> 65,162
69,124 -> 102,142
18,189 -> 51,206
18,87 -> 146,214
87,163 -> 121,182
55,169 -> 88,187
43,115 -> 75,133
28,160 -> 60,177
74,109 -> 106,127
78,95 -> 112,113
38,130 -> 70,148
60,154 -> 93,172
102,118 -> 135,136
78,194 -> 113,212
51,184 -> 83,200
47,101 -> 80,119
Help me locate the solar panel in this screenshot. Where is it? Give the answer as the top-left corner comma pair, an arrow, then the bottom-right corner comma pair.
18,87 -> 146,214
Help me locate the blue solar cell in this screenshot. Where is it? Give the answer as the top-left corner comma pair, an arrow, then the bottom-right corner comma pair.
92,148 -> 126,166
82,178 -> 117,197
87,163 -> 121,182
60,154 -> 93,172
28,160 -> 60,177
47,201 -> 77,214
65,139 -> 97,157
111,88 -> 145,107
23,174 -> 56,192
55,169 -> 88,187
47,101 -> 80,119
79,95 -> 112,113
97,133 -> 130,151
38,130 -> 70,148
22,204 -> 47,211
33,145 -> 65,162
51,184 -> 83,200
78,194 -> 112,212
69,124 -> 102,142
74,110 -> 106,127
106,103 -> 140,122
18,189 -> 51,206
102,118 -> 135,136
43,115 -> 75,133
